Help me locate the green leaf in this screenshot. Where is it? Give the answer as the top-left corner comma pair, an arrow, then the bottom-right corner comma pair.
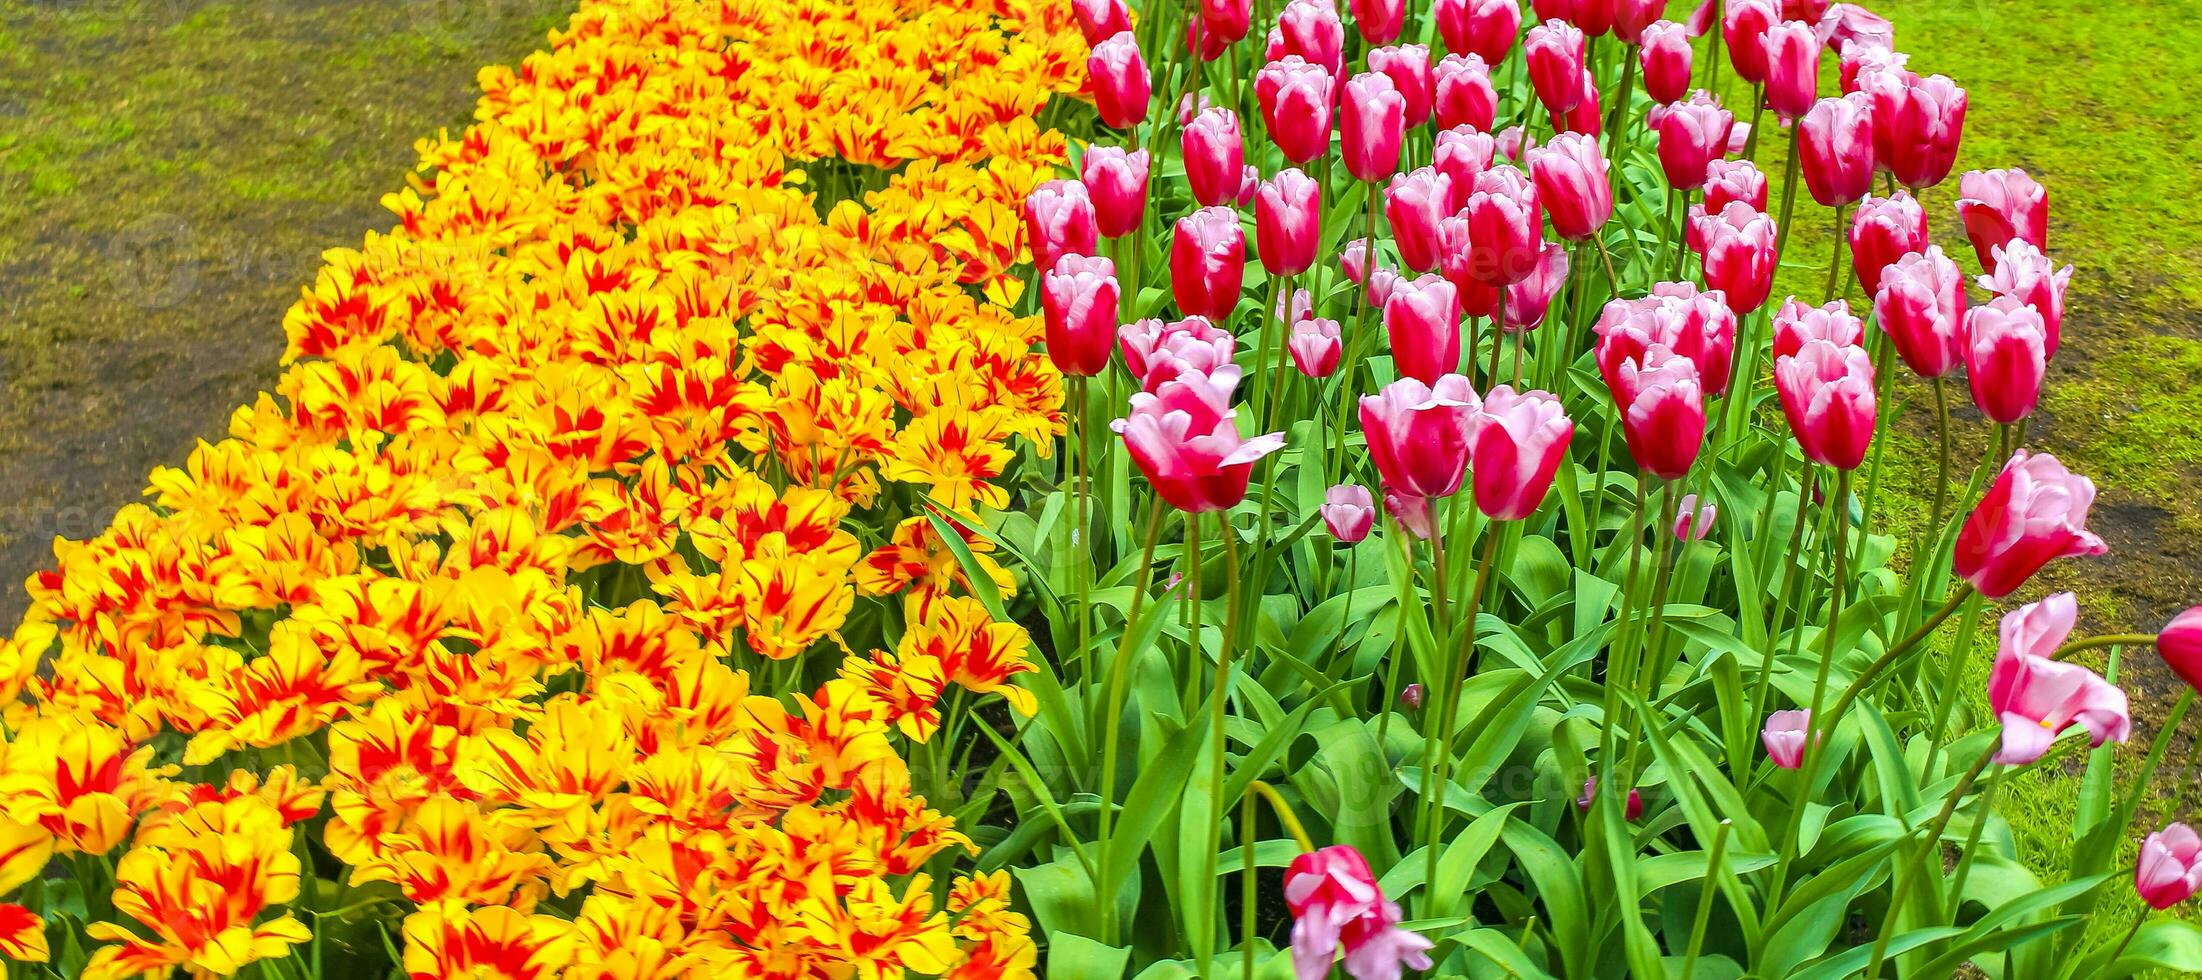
1045,931 -> 1132,980
1499,819 -> 1590,978
2105,919 -> 2202,978
1429,802 -> 1525,918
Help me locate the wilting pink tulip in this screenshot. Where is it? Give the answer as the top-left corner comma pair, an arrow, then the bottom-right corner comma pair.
1171,208 -> 1247,320
1529,133 -> 1613,241
1258,58 -> 1337,165
1771,297 -> 1864,358
1955,451 -> 2109,598
1839,39 -> 1907,95
1369,44 -> 1434,126
1987,592 -> 2130,765
1071,0 -> 1132,44
1760,21 -> 1823,118
1279,0 -> 1349,79
1504,243 -> 1571,332
1343,72 -> 1408,182
1977,240 -> 2072,359
1088,32 -> 1151,129
1119,316 -> 1235,389
1653,93 -> 1733,190
1284,845 -> 1434,980
1675,493 -> 1718,540
1469,387 -> 1573,520
1433,127 -> 1497,208
1964,297 -> 2048,424
1775,339 -> 1877,470
1872,244 -> 1966,378
1399,682 -> 1426,708
1817,2 -> 1891,48
1723,0 -> 1780,82
1436,0 -> 1522,63
1349,0 -> 1408,44
1693,202 -> 1779,315
1384,487 -> 1437,538
1640,22 -> 1694,103
1322,484 -> 1377,543
2160,607 -> 2202,694
1866,71 -> 1967,189
1386,168 -> 1454,272
1762,709 -> 1809,768
1361,374 -> 1480,499
1384,274 -> 1462,384
1290,317 -> 1344,377
1080,146 -> 1150,239
1526,20 -> 1588,114
1955,168 -> 2049,273
1614,345 -> 1707,479
1799,94 -> 1875,206
1257,169 -> 1323,276
1183,108 -> 1245,208
1849,191 -> 1927,294
1556,69 -> 1603,136
1042,255 -> 1121,377
1703,159 -> 1769,212
1462,165 -> 1545,285
1113,365 -> 1285,513
1576,777 -> 1645,821
1025,180 -> 1099,277
2139,824 -> 2202,910
1432,55 -> 1499,133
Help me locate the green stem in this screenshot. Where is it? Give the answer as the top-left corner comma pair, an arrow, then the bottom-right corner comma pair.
1096,506 -> 1167,942
1824,203 -> 1851,301
1425,521 -> 1503,901
1750,468 -> 1817,713
1862,745 -> 1998,978
1680,820 -> 1733,980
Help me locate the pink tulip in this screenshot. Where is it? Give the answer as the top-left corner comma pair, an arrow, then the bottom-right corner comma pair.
1684,0 -> 1717,35
1576,777 -> 1645,821
1986,592 -> 2130,765
1258,169 -> 1323,276
1872,244 -> 1966,378
1436,0 -> 1522,63
1848,191 -> 1927,295
1572,0 -> 1618,36
1199,0 -> 1254,47
1839,39 -> 1907,95
1955,451 -> 2109,598
1616,0 -> 1665,41
2159,607 -> 2202,695
1368,44 -> 1434,126
1385,487 -> 1438,539
1361,374 -> 1480,499
1496,125 -> 1535,162
1284,845 -> 1434,980
1693,202 -> 1780,315
1071,0 -> 1132,44
1614,345 -> 1707,479
1088,32 -> 1152,129
1976,240 -> 2072,359
1470,387 -> 1574,520
1775,339 -> 1877,470
1368,268 -> 1403,309
1183,108 -> 1246,208
1436,216 -> 1504,316
1770,296 -> 1864,359
1817,2 -> 1891,49
1258,58 -> 1337,166
1703,159 -> 1769,212
1343,72 -> 1408,182
1653,93 -> 1734,190
1955,168 -> 2049,273
1119,316 -> 1235,390
1349,0 -> 1408,44
1341,237 -> 1372,287
1963,297 -> 2048,424
2138,824 -> 2202,911
1290,317 -> 1345,377
1385,168 -> 1454,273
1042,255 -> 1121,378
1399,683 -> 1426,708
1113,365 -> 1285,513
1279,0 -> 1349,80
1322,484 -> 1377,543
1640,21 -> 1694,103
1799,93 -> 1875,206
1504,243 -> 1571,332
1723,0 -> 1780,83
1865,71 -> 1967,189
1760,21 -> 1823,118
1526,20 -> 1589,114
1462,165 -> 1545,286
1432,55 -> 1499,133
1595,285 -> 1737,396
1675,493 -> 1719,541
1529,132 -> 1614,240
1532,0 -> 1576,26
1080,146 -> 1151,239
1762,709 -> 1809,768
1433,126 -> 1497,209
1171,207 -> 1247,320
1557,69 -> 1604,136
1276,287 -> 1316,326
1025,180 -> 1099,277
1384,274 -> 1462,384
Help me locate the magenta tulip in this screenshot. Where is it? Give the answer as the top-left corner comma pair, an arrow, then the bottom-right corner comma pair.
1462,165 -> 1545,285
1070,0 -> 1132,44
1653,93 -> 1733,190
1432,54 -> 1499,133
1723,0 -> 1780,83
1434,126 -> 1497,209
1872,244 -> 1966,378
1399,682 -> 1426,708
1818,2 -> 1892,48
1693,201 -> 1779,315
1369,44 -> 1434,126
1615,0 -> 1664,41
2139,824 -> 2202,910
1799,93 -> 1875,206
1042,255 -> 1121,377
1987,592 -> 2130,765
1343,72 -> 1408,182
1386,167 -> 1454,273
1322,484 -> 1377,543
1703,159 -> 1769,212
1640,21 -> 1694,103
1436,0 -> 1522,63
1963,297 -> 2048,425
1849,191 -> 1927,295
1088,32 -> 1151,130
1361,374 -> 1480,499
1119,316 -> 1235,390
1775,339 -> 1877,470
1183,107 -> 1246,208
1170,207 -> 1247,320
1278,0 -> 1348,79
1526,20 -> 1588,114
1760,20 -> 1822,118
1595,286 -> 1737,396
1572,0 -> 1618,36
1258,168 -> 1323,276
1025,180 -> 1099,277
1954,451 -> 2110,598
1762,709 -> 1809,768
2160,607 -> 2202,695
1977,240 -> 2072,359
1258,57 -> 1337,165
1199,0 -> 1254,47
1576,776 -> 1645,821
1113,366 -> 1285,513
1504,243 -> 1571,332
1290,317 -> 1344,377
1557,69 -> 1604,136
1080,146 -> 1150,239
1469,387 -> 1574,520
1770,296 -> 1864,359
1528,132 -> 1614,241
1349,0 -> 1408,44
1384,274 -> 1462,384
1675,493 -> 1719,541
1284,845 -> 1434,980
1865,71 -> 1967,189
1838,38 -> 1907,95
1614,345 -> 1707,479
1955,167 -> 2048,273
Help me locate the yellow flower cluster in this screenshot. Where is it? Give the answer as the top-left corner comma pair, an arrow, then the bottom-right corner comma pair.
0,0 -> 1088,976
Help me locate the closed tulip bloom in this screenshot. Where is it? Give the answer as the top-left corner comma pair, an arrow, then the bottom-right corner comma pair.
1954,451 -> 2109,598
1955,167 -> 2049,273
1185,15 -> 1233,61
1119,316 -> 1236,388
1615,0 -> 1664,41
2138,824 -> 2202,911
1693,202 -> 1780,315
1343,72 -> 1408,182
1384,274 -> 1462,383
1042,255 -> 1121,377
1770,296 -> 1864,358
1496,124 -> 1535,162
1256,169 -> 1323,276
1557,70 -> 1604,136
1526,20 -> 1589,114
1762,709 -> 1809,768
1799,93 -> 1875,206
1775,339 -> 1877,470
2159,607 -> 2202,695
1529,132 -> 1614,240
1025,180 -> 1099,276
1170,207 -> 1247,320
1432,55 -> 1499,133
1341,237 -> 1372,287
1572,0 -> 1618,36
1977,240 -> 2073,359
1839,39 -> 1907,94
1436,0 -> 1522,63
1360,374 -> 1481,499
1987,592 -> 2130,765
1963,297 -> 2049,424
1647,281 -> 1740,394
1433,126 -> 1497,209
1385,168 -> 1454,272
1199,0 -> 1254,47
1703,159 -> 1769,212
1071,0 -> 1132,44
1576,776 -> 1645,821
1675,493 -> 1718,540
1723,0 -> 1780,83
1640,21 -> 1694,103
1290,317 -> 1345,377
1866,71 -> 1967,189
1470,386 -> 1574,520
1183,108 -> 1246,207
1462,165 -> 1545,285
1259,57 -> 1337,164
1276,287 -> 1316,325
1615,345 -> 1707,479
1399,682 -> 1426,708
1088,32 -> 1152,129
1849,191 -> 1928,294
1284,845 -> 1434,980
1504,243 -> 1571,332
1322,484 -> 1377,543
1114,365 -> 1285,512
1080,146 -> 1150,239
1368,44 -> 1434,125
1437,216 -> 1501,315
1278,0 -> 1349,79
1531,0 -> 1576,23
1872,244 -> 1966,378
1368,267 -> 1403,308
1760,21 -> 1823,118
1653,93 -> 1733,190
1350,0 -> 1408,44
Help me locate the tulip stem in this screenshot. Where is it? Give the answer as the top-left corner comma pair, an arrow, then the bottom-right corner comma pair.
1593,235 -> 1623,298
1931,376 -> 1952,531
1920,591 -> 1987,778
1862,744 -> 1999,979
1250,779 -> 1316,851
1097,506 -> 1169,943
1824,203 -> 1850,301
2105,910 -> 2150,971
1770,467 -> 1854,903
1074,375 -> 1095,686
1750,468 -> 1817,715
1486,294 -> 1509,385
1941,761 -> 2004,924
1704,1 -> 1726,98
1329,186 -> 1385,484
2051,634 -> 2160,660
1425,521 -> 1505,901
1774,122 -> 1802,261
1183,512 -> 1204,712
1679,819 -> 1733,980
1203,513 -> 1245,977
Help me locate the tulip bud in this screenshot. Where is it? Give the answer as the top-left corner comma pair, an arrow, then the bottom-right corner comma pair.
1759,20 -> 1823,119
1290,317 -> 1345,377
1770,296 -> 1864,359
1504,242 -> 1571,332
1462,165 -> 1545,286
1321,484 -> 1377,543
1361,374 -> 1480,499
1431,54 -> 1499,133
1872,244 -> 1966,378
1341,237 -> 1372,286
1255,169 -> 1322,277
1639,21 -> 1694,103
1963,296 -> 2049,424
1976,240 -> 2072,359
1674,493 -> 1718,541
1577,776 -> 1645,821
1762,709 -> 1808,768
1866,71 -> 1967,190
1041,255 -> 1121,378
1087,32 -> 1151,130
1703,158 -> 1769,212
1170,207 -> 1247,320
1526,20 -> 1588,114
1258,57 -> 1337,164
1528,133 -> 1614,241
1343,72 -> 1408,182
1954,167 -> 2048,273
1799,93 -> 1875,207
1071,0 -> 1132,44
1113,366 -> 1285,513
1470,386 -> 1574,520
1775,339 -> 1877,470
1848,191 -> 1927,295
1025,180 -> 1098,276
1385,487 -> 1438,539
1369,44 -> 1434,127
2138,823 -> 2202,911
1398,682 -> 1426,708
1079,146 -> 1150,240
1653,92 -> 1733,191
1279,0 -> 1348,79
1614,345 -> 1707,479
1435,0 -> 1522,64
1954,451 -> 2108,598
1350,0 -> 1408,45
1615,0 -> 1665,42
1384,274 -> 1462,384
1693,201 -> 1780,315
2158,607 -> 2202,695
1723,0 -> 1780,83
1433,126 -> 1497,209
